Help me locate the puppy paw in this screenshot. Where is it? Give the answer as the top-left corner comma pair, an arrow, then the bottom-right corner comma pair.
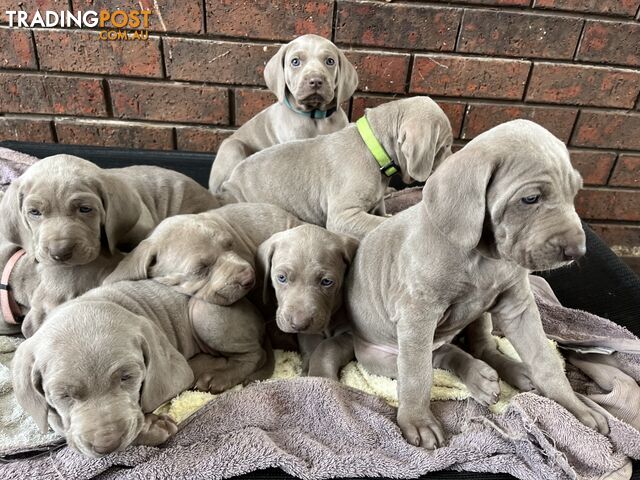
572,403 -> 609,435
397,409 -> 445,449
194,372 -> 237,394
136,414 -> 178,446
496,360 -> 535,392
459,359 -> 501,406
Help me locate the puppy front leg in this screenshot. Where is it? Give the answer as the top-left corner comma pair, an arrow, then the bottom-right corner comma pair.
327,205 -> 386,240
134,413 -> 178,446
395,304 -> 444,449
306,332 -> 355,380
493,285 -> 609,434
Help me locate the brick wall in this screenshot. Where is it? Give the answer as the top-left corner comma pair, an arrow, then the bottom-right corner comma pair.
0,0 -> 639,251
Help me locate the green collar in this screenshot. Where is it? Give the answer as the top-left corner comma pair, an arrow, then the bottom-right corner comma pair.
283,96 -> 337,119
356,116 -> 400,177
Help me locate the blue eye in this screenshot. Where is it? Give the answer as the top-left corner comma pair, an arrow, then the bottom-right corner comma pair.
79,206 -> 93,213
325,57 -> 335,66
276,274 -> 287,284
28,208 -> 41,217
291,57 -> 301,67
320,278 -> 334,287
521,195 -> 540,205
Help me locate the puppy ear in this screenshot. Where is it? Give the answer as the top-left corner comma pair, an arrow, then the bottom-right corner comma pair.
399,119 -> 451,183
264,43 -> 289,103
337,233 -> 359,265
96,172 -> 143,254
0,180 -> 30,248
136,315 -> 194,412
103,241 -> 156,284
422,148 -> 496,251
256,235 -> 278,305
12,340 -> 49,433
335,50 -> 358,105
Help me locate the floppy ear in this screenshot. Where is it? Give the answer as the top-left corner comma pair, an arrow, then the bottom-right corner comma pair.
103,241 -> 156,284
0,180 -> 30,248
422,148 -> 496,251
136,315 -> 194,413
256,235 -> 278,305
399,121 -> 445,183
335,50 -> 358,105
12,340 -> 49,433
264,43 -> 289,103
337,233 -> 359,265
96,172 -> 143,254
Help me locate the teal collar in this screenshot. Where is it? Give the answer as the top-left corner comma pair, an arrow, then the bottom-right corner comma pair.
356,116 -> 400,177
283,96 -> 337,119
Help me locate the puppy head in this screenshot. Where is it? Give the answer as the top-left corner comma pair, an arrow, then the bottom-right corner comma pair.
104,215 -> 255,306
264,34 -> 358,111
0,155 -> 141,266
257,225 -> 358,334
12,301 -> 192,457
423,119 -> 585,271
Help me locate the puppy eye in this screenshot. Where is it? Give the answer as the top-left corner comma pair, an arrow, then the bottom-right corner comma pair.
78,206 -> 93,214
325,57 -> 335,66
290,57 -> 301,67
320,278 -> 334,287
276,273 -> 288,284
521,195 -> 540,205
120,373 -> 132,382
28,208 -> 41,217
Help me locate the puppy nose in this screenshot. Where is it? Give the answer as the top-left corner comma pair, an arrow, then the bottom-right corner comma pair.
90,431 -> 123,455
49,243 -> 74,262
238,268 -> 255,289
288,314 -> 313,332
563,244 -> 586,261
308,77 -> 323,89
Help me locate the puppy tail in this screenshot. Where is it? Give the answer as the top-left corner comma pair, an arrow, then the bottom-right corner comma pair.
244,336 -> 275,385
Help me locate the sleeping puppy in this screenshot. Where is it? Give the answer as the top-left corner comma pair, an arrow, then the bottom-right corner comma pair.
0,154 -> 219,266
256,225 -> 358,377
13,280 -> 269,457
345,120 -> 609,449
221,97 -> 453,239
208,34 -> 358,192
104,203 -> 303,306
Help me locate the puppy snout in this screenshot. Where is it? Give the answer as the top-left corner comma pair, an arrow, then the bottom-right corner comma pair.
237,267 -> 256,289
86,430 -> 124,455
284,310 -> 315,332
48,241 -> 75,262
307,76 -> 324,90
562,243 -> 586,261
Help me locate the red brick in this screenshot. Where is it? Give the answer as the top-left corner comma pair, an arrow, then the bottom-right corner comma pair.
590,223 -> 640,248
576,188 -> 640,222
73,0 -> 204,33
0,0 -> 69,23
336,1 -> 461,51
428,0 -> 529,5
526,63 -> 640,109
235,88 -> 275,126
175,126 -> 234,153
206,0 -> 332,41
458,10 -> 582,60
609,154 -> 640,187
35,29 -> 162,77
0,117 -> 54,142
461,104 -> 577,143
0,27 -> 36,69
533,0 -> 640,18
572,111 -> 640,150
55,119 -> 173,150
577,21 -> 640,68
109,80 -> 229,124
569,150 -> 616,185
164,38 -> 278,85
350,95 -> 465,138
0,73 -> 106,116
410,55 -> 530,100
345,50 -> 410,94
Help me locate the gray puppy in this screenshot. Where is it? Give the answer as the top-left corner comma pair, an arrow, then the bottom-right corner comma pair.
345,120 -> 609,449
221,97 -> 453,239
209,34 -> 358,192
13,280 -> 269,458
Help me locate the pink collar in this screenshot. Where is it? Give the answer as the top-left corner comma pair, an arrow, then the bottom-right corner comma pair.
1,249 -> 26,325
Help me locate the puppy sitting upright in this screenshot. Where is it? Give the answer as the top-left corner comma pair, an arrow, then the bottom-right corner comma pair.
221,97 -> 453,239
209,34 -> 358,192
345,120 -> 609,449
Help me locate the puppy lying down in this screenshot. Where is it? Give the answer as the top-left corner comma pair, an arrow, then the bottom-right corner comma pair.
12,280 -> 269,458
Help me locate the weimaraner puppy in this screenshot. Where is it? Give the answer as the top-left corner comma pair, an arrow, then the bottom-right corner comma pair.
208,34 -> 358,192
13,279 -> 269,458
345,119 -> 609,449
221,97 -> 453,239
104,203 -> 303,306
0,154 -> 219,266
256,224 -> 358,376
